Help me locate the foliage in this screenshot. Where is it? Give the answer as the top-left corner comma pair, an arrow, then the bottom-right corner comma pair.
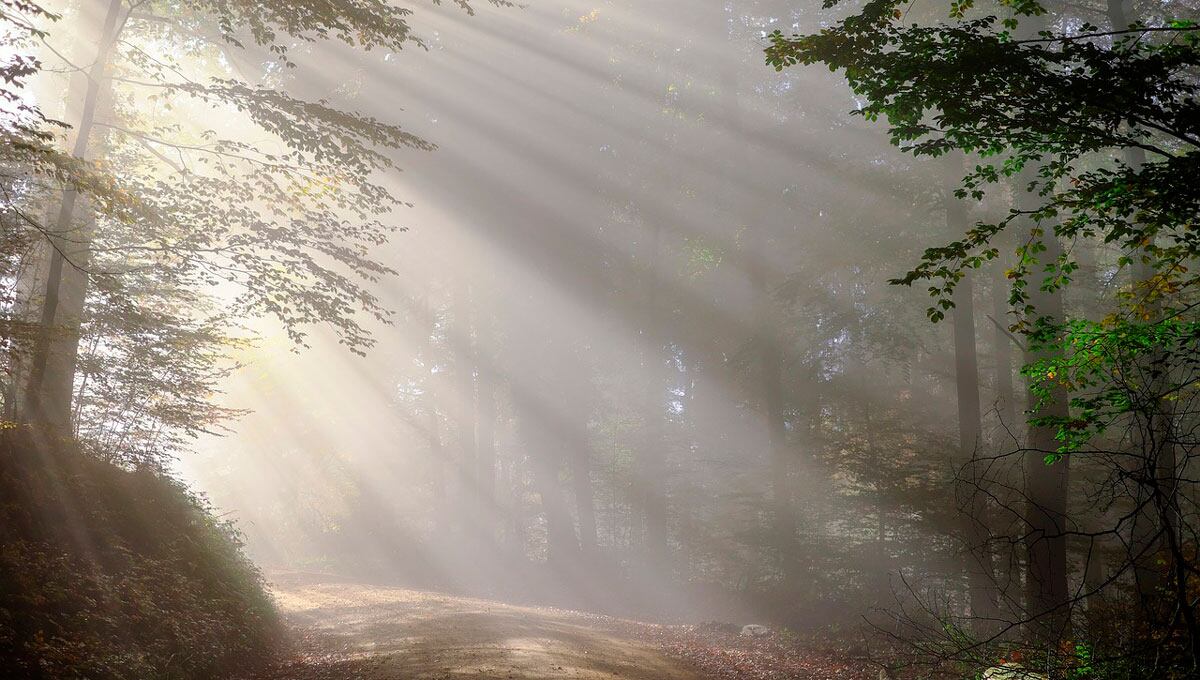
1023,318 -> 1200,455
0,0 -> 499,464
0,0 -> 500,673
765,0 -> 1200,673
764,0 -> 1200,453
0,431 -> 280,679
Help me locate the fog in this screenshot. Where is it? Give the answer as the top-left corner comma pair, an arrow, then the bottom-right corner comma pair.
8,0 -> 1192,676
177,0 -> 960,626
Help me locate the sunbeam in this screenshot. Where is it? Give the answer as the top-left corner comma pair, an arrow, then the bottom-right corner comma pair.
1,0 -> 1196,678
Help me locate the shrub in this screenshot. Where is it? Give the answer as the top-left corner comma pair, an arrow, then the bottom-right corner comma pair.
0,430 -> 281,679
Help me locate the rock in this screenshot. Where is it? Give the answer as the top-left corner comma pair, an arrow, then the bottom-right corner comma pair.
739,624 -> 771,637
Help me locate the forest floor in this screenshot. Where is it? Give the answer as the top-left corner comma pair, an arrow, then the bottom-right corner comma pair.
256,572 -> 879,680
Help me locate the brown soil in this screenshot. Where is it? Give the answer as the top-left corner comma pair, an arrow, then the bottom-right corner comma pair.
260,572 -> 706,680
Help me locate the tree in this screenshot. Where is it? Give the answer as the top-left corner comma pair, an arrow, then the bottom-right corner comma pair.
6,0 -> 503,457
767,0 -> 1200,668
946,159 -> 1000,628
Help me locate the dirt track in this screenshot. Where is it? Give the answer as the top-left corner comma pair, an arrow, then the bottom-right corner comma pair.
264,573 -> 705,680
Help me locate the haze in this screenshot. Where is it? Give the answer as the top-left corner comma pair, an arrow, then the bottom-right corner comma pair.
3,0 -> 1197,678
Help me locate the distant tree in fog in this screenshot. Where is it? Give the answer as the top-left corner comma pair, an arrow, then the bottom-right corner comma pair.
769,0 -> 1200,672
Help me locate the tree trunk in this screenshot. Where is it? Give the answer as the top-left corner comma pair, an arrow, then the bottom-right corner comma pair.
475,302 -> 498,532
637,202 -> 670,567
428,387 -> 449,536
998,7 -> 1071,645
1106,0 -> 1183,625
1016,179 -> 1072,643
452,278 -> 476,537
952,258 -> 1001,627
992,260 -> 1017,437
503,440 -> 525,555
748,219 -> 795,581
945,165 -> 1000,626
506,309 -> 579,565
20,0 -> 123,431
571,421 -> 598,557
519,402 -> 578,565
420,290 -> 450,537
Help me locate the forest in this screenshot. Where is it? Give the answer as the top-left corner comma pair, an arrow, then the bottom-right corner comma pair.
0,0 -> 1197,678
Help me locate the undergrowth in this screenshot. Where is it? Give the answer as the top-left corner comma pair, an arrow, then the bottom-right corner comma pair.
0,429 -> 281,679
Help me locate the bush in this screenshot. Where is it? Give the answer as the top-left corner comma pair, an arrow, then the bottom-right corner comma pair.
0,429 -> 281,679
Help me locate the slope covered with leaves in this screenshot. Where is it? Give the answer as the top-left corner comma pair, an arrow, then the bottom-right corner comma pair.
0,431 -> 280,679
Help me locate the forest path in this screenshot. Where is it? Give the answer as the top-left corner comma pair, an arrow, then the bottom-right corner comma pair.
263,572 -> 706,680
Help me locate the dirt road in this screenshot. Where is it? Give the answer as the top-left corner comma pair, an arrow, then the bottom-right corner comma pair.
264,573 -> 705,679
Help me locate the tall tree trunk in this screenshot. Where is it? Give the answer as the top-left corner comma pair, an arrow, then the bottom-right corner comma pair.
20,0 -> 123,431
452,278 -> 476,537
1016,178 -> 1072,643
422,292 -> 449,537
637,213 -> 670,567
946,166 -> 1000,626
861,394 -> 891,601
557,341 -> 598,557
952,256 -> 1001,627
519,402 -> 578,565
988,253 -> 1023,618
748,219 -> 795,582
507,312 -> 578,564
475,300 -> 498,538
992,260 -> 1017,437
998,7 -> 1071,646
1105,0 -> 1182,619
570,418 -> 598,557
428,386 -> 449,536
712,35 -> 799,580
503,439 -> 525,554
1083,526 -> 1106,613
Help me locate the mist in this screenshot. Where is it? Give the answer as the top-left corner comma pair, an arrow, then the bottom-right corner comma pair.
180,0 -> 931,619
2,0 -> 1198,678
